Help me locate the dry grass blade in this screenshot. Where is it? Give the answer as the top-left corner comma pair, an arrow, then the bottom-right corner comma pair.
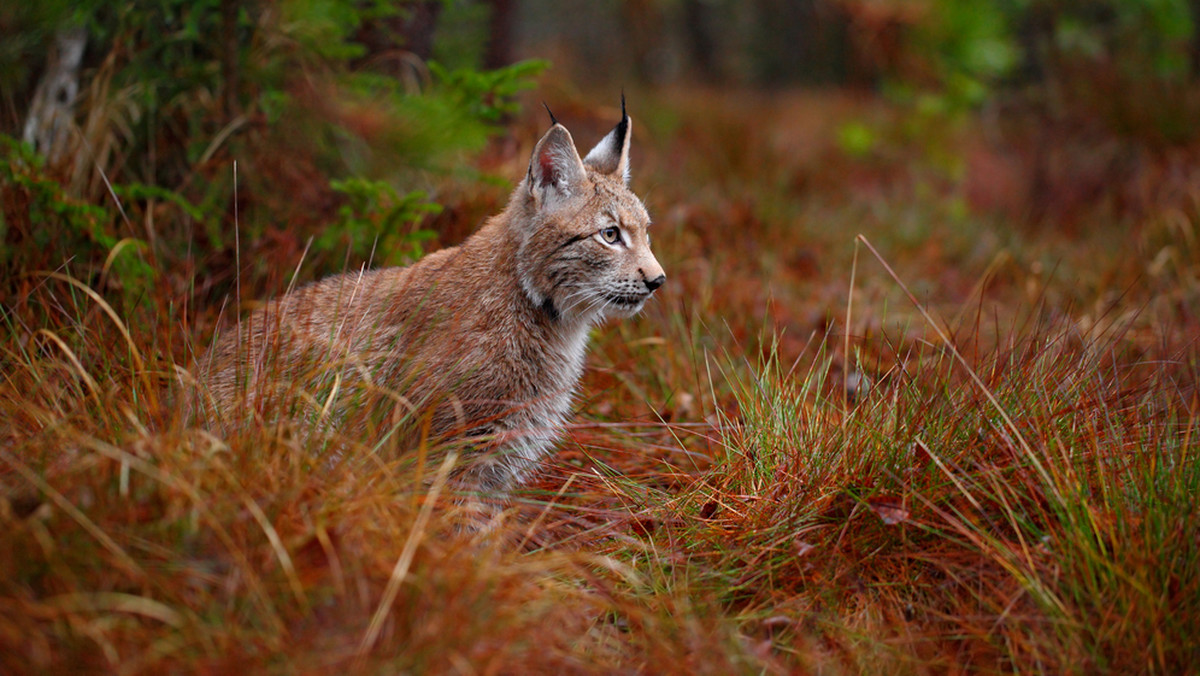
240,494 -> 310,612
67,430 -> 288,638
358,446 -> 460,656
518,473 -> 577,551
855,234 -> 1057,495
0,448 -> 144,579
39,592 -> 186,629
31,271 -> 149,391
843,234 -> 860,417
33,328 -> 101,407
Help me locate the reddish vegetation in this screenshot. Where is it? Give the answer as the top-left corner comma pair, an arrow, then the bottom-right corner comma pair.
2,82 -> 1198,672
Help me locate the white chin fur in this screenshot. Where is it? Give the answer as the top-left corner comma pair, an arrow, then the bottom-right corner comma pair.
607,300 -> 646,318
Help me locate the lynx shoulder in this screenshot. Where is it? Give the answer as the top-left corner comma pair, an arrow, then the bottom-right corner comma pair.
198,101 -> 665,493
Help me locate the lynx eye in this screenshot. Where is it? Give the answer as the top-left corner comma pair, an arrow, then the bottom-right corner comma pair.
599,225 -> 621,245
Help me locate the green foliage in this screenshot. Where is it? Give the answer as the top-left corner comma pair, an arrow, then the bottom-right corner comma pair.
1041,0 -> 1199,143
281,0 -> 387,63
0,134 -> 160,306
836,2 -> 1022,183
1,0 -> 550,306
430,0 -> 492,70
917,0 -> 1019,107
430,59 -> 551,124
1050,0 -> 1195,77
904,0 -> 1196,102
324,58 -> 546,178
0,135 -> 110,272
0,1 -> 82,110
320,178 -> 441,266
109,181 -> 205,223
884,0 -> 1199,144
835,121 -> 876,159
81,0 -> 247,121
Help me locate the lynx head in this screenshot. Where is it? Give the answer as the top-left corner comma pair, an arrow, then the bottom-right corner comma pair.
515,100 -> 665,323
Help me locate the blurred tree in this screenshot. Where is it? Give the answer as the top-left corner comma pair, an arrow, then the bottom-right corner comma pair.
750,0 -> 851,85
484,0 -> 517,68
220,0 -> 239,120
621,0 -> 670,83
21,25 -> 85,166
1193,0 -> 1200,71
355,0 -> 443,70
681,0 -> 720,81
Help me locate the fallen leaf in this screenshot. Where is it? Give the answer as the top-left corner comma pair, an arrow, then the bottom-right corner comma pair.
868,498 -> 909,525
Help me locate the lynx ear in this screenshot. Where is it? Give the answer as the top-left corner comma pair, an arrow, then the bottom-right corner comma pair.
527,124 -> 587,207
583,98 -> 631,184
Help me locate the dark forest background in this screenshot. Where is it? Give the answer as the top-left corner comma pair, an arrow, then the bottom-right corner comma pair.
5,0 -> 1200,308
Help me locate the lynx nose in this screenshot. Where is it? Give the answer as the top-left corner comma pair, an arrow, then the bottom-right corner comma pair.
644,274 -> 666,292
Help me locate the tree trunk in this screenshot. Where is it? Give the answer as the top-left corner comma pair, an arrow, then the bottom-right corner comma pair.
22,25 -> 86,166
220,0 -> 240,121
484,0 -> 516,69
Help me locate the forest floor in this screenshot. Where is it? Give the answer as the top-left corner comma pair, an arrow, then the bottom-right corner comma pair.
2,83 -> 1199,673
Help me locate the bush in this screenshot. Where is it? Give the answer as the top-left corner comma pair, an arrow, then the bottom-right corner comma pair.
1,0 -> 546,305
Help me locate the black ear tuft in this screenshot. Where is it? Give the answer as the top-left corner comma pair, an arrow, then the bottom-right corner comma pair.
543,102 -> 559,128
612,95 -> 629,153
582,96 -> 633,182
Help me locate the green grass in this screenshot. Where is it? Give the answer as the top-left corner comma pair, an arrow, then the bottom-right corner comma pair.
2,85 -> 1199,673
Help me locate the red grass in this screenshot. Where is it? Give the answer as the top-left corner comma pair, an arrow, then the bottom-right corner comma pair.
2,82 -> 1199,673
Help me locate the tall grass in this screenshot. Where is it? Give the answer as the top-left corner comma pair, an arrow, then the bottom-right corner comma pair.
4,228 -> 1197,673
593,241 -> 1199,673
0,266 -> 763,673
3,86 -> 1199,673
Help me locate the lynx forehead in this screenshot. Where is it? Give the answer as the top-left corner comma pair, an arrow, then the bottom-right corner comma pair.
199,98 -> 665,495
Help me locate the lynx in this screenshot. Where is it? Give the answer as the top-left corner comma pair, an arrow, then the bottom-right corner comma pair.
199,101 -> 665,494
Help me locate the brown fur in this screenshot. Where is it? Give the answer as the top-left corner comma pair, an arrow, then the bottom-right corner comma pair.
198,108 -> 665,493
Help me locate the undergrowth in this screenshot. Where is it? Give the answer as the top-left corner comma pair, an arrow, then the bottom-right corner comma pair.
3,40 -> 1200,675
3,217 -> 1195,672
